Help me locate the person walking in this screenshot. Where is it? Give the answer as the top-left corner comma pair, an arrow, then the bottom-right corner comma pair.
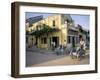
51,42 -> 55,51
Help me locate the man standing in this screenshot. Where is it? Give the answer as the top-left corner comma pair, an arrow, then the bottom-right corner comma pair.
80,38 -> 85,49
78,38 -> 86,60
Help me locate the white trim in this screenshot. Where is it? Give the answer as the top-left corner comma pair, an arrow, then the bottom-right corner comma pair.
19,5 -> 95,75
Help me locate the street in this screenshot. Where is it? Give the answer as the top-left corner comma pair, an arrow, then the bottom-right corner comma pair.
26,46 -> 89,67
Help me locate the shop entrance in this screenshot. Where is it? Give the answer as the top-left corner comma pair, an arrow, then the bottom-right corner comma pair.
72,36 -> 75,47
52,37 -> 59,48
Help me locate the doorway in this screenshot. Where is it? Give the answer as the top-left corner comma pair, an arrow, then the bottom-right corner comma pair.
52,37 -> 59,48
72,36 -> 75,47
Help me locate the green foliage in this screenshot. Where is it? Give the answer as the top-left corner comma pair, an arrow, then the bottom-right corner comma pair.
30,24 -> 59,37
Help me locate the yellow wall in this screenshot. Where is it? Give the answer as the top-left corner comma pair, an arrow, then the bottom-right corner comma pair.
27,14 -> 68,49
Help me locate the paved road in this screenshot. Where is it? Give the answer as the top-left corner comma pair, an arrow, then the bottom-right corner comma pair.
26,51 -> 66,67
26,47 -> 89,67
32,55 -> 89,67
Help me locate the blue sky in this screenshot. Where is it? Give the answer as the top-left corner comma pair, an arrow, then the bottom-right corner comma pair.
26,12 -> 90,30
70,15 -> 89,30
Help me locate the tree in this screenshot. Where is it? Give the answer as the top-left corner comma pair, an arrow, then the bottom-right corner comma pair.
30,24 -> 60,48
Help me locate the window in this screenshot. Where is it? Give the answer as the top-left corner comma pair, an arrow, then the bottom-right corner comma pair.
41,37 -> 47,44
52,20 -> 55,27
68,36 -> 71,43
30,29 -> 33,32
26,37 -> 28,43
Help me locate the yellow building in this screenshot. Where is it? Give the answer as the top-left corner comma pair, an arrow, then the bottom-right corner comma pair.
26,14 -> 86,49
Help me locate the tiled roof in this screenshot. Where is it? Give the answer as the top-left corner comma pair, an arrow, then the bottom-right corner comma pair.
26,15 -> 43,27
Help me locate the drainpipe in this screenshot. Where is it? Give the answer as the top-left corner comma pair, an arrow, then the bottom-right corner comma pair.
64,20 -> 68,47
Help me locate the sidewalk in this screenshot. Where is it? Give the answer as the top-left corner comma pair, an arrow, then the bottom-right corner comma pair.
26,46 -> 54,54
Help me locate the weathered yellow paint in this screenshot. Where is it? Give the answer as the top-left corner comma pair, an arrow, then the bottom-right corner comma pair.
27,14 -> 69,49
